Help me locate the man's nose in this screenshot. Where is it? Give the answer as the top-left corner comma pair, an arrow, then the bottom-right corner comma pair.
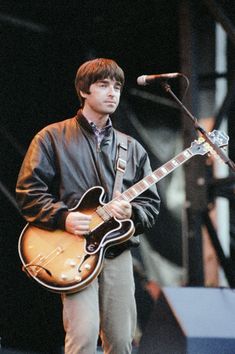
108,85 -> 115,95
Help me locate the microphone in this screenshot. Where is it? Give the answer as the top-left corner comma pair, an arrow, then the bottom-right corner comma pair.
137,73 -> 181,86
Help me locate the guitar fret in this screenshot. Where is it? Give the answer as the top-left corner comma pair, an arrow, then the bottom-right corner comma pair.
121,194 -> 129,201
165,160 -> 179,172
132,187 -> 139,195
176,150 -> 191,163
123,188 -> 138,200
165,162 -> 173,171
122,191 -> 130,200
124,190 -> 135,200
184,150 -> 191,158
135,183 -> 143,193
103,205 -> 113,217
146,175 -> 157,184
129,188 -> 138,197
96,206 -> 111,221
154,170 -> 164,178
141,180 -> 149,188
160,166 -> 168,174
176,155 -> 185,163
171,159 -> 179,166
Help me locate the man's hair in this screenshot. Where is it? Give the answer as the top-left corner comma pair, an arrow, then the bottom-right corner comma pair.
75,58 -> 125,106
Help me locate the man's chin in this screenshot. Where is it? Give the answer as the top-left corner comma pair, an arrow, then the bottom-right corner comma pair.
104,107 -> 117,115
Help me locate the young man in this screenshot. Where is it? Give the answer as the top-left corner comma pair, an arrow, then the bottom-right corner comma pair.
16,58 -> 160,354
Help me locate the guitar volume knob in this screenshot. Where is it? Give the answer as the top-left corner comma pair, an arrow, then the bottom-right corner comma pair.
75,275 -> 82,282
61,273 -> 68,280
84,263 -> 91,270
69,259 -> 77,267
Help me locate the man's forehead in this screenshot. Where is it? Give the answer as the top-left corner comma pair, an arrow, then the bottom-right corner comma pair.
96,77 -> 122,84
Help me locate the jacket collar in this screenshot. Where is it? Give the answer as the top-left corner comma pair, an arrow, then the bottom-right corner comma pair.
76,109 -> 113,137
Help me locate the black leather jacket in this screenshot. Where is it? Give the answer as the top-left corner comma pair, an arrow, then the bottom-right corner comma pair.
16,110 -> 160,245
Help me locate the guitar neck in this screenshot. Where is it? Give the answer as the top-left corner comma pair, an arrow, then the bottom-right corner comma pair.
95,129 -> 228,219
116,146 -> 194,203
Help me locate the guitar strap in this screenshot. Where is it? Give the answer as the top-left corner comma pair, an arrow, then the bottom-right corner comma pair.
112,131 -> 128,198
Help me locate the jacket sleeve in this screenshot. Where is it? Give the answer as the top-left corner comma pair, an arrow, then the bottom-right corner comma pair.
16,133 -> 69,230
130,150 -> 161,236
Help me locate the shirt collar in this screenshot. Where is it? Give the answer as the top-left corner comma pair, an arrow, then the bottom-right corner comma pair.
76,109 -> 112,135
88,117 -> 112,133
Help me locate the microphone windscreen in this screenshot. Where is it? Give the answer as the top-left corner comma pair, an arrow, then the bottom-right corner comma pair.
136,75 -> 147,86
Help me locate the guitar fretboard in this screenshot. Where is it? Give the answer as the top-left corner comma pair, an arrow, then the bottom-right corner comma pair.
117,147 -> 193,203
94,129 -> 228,222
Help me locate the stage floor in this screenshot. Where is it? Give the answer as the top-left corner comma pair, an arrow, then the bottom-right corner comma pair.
0,346 -> 139,353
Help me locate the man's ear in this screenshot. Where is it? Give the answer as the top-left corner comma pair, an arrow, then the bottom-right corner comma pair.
80,90 -> 88,99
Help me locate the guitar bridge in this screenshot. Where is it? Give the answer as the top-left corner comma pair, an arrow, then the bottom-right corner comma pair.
23,264 -> 52,277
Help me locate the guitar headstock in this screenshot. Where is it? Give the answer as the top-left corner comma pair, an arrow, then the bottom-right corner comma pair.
190,130 -> 229,156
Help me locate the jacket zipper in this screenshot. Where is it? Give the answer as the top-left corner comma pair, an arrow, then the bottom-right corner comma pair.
97,140 -> 101,152
95,139 -> 110,199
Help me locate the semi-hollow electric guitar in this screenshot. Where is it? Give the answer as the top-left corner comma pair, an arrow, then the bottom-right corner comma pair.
18,130 -> 228,294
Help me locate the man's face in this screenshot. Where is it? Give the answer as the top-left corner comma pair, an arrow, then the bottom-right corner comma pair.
81,78 -> 122,115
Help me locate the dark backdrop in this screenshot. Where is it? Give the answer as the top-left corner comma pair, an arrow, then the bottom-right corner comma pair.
2,0 -> 228,351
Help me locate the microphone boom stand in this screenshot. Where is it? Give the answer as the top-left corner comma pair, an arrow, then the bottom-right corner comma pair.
161,81 -> 235,287
161,82 -> 235,171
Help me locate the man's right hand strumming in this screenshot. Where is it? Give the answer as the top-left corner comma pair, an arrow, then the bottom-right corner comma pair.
65,211 -> 92,235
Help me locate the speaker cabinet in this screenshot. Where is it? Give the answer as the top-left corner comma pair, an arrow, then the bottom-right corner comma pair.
138,287 -> 235,354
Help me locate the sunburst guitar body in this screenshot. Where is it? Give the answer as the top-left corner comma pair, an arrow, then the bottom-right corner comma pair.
18,186 -> 134,294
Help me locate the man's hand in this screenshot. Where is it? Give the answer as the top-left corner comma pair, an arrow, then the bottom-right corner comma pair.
65,211 -> 92,235
110,191 -> 132,220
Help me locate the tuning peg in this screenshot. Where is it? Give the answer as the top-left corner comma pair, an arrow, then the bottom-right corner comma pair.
198,137 -> 205,143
